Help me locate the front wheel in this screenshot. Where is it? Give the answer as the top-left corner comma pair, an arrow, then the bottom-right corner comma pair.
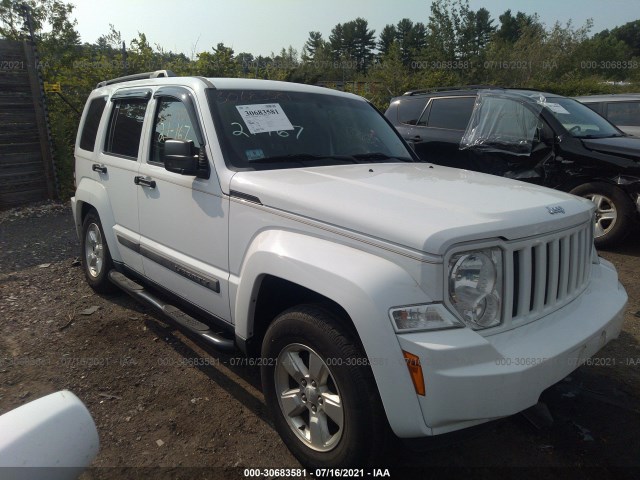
261,305 -> 392,468
570,182 -> 635,248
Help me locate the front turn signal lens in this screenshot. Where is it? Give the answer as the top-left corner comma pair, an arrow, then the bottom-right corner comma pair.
403,350 -> 425,396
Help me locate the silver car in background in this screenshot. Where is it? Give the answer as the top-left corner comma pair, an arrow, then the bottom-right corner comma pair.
574,94 -> 640,136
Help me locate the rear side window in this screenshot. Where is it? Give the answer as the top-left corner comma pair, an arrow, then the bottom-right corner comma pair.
583,102 -> 602,114
426,97 -> 476,130
79,97 -> 107,151
104,99 -> 148,159
398,98 -> 427,125
607,102 -> 640,126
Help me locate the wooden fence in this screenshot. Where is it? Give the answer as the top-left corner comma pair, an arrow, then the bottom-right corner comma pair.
0,39 -> 56,209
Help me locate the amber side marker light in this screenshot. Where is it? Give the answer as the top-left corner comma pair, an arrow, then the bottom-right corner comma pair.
403,350 -> 425,396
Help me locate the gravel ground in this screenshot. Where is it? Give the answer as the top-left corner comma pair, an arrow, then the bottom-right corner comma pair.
1,202 -> 639,479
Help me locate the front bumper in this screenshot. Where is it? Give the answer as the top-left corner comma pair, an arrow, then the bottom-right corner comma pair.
395,258 -> 627,436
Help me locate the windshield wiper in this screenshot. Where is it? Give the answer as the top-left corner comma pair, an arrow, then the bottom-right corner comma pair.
248,153 -> 358,164
580,134 -> 626,139
351,152 -> 414,162
248,152 -> 414,165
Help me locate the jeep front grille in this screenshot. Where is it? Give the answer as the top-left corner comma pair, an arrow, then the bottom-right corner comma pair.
505,220 -> 593,326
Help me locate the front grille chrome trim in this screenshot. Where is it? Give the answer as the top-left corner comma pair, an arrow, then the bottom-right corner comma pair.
503,220 -> 593,330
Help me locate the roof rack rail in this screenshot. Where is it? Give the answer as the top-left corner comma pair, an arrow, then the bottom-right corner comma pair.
403,85 -> 504,96
97,70 -> 176,88
507,87 -> 553,94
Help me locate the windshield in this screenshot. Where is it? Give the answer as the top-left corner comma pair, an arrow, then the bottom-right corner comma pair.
209,89 -> 413,169
542,97 -> 621,138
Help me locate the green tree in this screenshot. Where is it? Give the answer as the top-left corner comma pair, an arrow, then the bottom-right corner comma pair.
329,18 -> 376,73
368,42 -> 412,109
597,19 -> 640,57
378,24 -> 396,56
409,22 -> 428,57
352,18 -> 376,72
391,18 -> 427,66
426,0 -> 460,62
460,7 -> 495,58
0,0 -> 61,39
328,23 -> 345,59
574,29 -> 633,81
195,42 -> 239,77
235,52 -> 255,76
264,46 -> 299,81
129,32 -> 156,72
298,41 -> 337,83
303,31 -> 325,59
495,9 -> 542,43
395,18 -> 414,63
482,18 -> 597,86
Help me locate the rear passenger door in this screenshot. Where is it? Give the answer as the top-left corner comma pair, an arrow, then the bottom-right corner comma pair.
136,87 -> 231,323
413,96 -> 476,167
97,89 -> 152,273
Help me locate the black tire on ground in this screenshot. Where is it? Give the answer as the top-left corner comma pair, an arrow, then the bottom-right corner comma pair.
80,209 -> 116,293
570,182 -> 635,249
261,305 -> 393,469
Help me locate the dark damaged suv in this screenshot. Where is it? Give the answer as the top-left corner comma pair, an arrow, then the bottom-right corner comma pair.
386,88 -> 640,247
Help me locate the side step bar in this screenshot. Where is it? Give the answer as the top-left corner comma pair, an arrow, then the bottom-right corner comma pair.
108,270 -> 236,353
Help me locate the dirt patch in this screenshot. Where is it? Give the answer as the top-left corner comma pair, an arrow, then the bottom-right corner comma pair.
1,203 -> 639,478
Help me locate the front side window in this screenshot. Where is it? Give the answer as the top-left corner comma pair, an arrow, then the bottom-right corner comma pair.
104,99 -> 148,159
150,98 -> 201,165
210,90 -> 413,170
607,101 -> 640,127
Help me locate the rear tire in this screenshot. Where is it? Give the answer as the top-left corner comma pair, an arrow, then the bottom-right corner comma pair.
570,182 -> 635,249
81,210 -> 116,293
261,305 -> 392,468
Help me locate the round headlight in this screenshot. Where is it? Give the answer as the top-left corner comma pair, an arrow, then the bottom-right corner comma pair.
449,250 -> 502,328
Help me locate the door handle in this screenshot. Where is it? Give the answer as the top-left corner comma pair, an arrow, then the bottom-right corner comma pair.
134,176 -> 156,188
410,135 -> 422,142
92,163 -> 107,174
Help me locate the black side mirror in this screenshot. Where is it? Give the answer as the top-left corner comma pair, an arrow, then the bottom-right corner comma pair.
162,139 -> 209,178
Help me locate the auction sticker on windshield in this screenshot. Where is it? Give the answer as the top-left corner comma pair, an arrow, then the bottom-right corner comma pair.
544,102 -> 570,115
236,103 -> 294,134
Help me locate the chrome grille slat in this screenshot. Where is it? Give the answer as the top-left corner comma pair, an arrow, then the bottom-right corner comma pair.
533,243 -> 546,312
547,239 -> 559,306
503,252 -> 515,323
505,220 -> 592,326
569,233 -> 579,293
558,237 -> 570,301
577,229 -> 585,285
517,247 -> 532,318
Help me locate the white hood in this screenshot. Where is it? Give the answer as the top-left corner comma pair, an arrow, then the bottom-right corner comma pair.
230,163 -> 593,255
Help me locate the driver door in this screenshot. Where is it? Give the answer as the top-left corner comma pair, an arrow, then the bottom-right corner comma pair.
136,88 -> 231,323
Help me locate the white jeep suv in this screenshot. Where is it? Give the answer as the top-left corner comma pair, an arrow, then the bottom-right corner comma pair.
71,71 -> 628,468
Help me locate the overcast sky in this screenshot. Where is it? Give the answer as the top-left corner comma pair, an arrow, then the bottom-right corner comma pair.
71,0 -> 640,58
